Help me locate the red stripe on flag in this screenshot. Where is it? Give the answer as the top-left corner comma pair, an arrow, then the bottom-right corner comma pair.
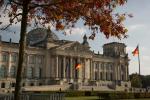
75,64 -> 82,70
132,46 -> 139,56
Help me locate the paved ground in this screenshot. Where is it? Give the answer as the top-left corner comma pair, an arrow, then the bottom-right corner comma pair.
66,96 -> 150,100
65,96 -> 99,100
121,98 -> 150,100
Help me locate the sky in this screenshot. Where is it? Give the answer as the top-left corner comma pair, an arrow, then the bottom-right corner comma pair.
0,0 -> 150,75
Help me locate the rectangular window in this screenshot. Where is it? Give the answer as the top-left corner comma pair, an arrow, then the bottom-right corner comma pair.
0,65 -> 6,78
110,73 -> 113,81
2,53 -> 9,62
27,67 -> 33,78
106,64 -> 109,70
10,66 -> 16,78
100,72 -> 103,80
35,66 -> 42,78
110,64 -> 113,71
38,56 -> 43,64
11,53 -> 18,62
29,55 -> 36,64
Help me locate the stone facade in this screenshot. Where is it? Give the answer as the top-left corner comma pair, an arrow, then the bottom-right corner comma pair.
0,28 -> 131,92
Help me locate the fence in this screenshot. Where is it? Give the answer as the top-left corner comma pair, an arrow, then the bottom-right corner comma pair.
0,93 -> 65,100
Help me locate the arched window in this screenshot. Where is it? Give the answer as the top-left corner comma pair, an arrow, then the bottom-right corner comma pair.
27,67 -> 33,78
10,66 -> 16,78
0,65 -> 6,78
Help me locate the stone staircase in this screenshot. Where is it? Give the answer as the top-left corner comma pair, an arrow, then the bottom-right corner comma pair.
22,84 -> 71,92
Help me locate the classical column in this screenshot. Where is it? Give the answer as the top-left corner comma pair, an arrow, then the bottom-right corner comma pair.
101,63 -> 103,80
82,59 -> 85,80
72,58 -> 75,79
114,63 -> 118,81
103,63 -> 105,81
90,61 -> 94,80
94,61 -> 96,80
26,54 -> 29,79
77,58 -> 80,79
117,65 -> 119,81
78,58 -> 82,79
118,64 -> 121,81
8,52 -> 11,77
51,56 -> 55,78
84,59 -> 90,80
63,56 -> 66,79
58,56 -> 63,78
98,62 -> 100,80
99,62 -> 101,80
126,64 -> 128,81
90,60 -> 93,80
70,57 -> 73,79
56,55 -> 59,79
127,64 -> 129,81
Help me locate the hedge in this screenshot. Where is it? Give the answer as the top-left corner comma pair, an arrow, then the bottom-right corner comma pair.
31,91 -> 150,99
64,91 -> 150,99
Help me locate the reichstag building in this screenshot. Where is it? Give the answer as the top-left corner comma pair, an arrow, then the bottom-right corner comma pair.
0,28 -> 131,92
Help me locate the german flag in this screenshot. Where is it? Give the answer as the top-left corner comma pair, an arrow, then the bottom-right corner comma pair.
132,46 -> 139,56
75,64 -> 82,70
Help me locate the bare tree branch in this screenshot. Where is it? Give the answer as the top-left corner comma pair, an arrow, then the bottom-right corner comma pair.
11,0 -> 23,6
0,13 -> 22,30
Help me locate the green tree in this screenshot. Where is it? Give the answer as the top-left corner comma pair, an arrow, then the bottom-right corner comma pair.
130,73 -> 142,88
0,0 -> 131,100
141,75 -> 150,88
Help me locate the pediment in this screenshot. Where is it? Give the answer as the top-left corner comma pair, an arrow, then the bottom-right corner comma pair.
56,42 -> 91,53
66,42 -> 86,51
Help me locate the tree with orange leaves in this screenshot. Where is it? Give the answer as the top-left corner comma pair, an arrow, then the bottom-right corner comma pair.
0,0 -> 131,100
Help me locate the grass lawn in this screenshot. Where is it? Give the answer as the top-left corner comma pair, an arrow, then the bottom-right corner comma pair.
65,96 -> 100,100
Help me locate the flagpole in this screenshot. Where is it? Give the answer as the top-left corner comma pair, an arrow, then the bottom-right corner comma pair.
138,44 -> 141,75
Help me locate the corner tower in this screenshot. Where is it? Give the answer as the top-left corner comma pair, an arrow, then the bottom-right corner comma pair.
103,42 -> 127,57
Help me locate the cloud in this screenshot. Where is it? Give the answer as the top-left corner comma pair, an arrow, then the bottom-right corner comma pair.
0,24 -> 20,43
127,24 -> 147,32
64,27 -> 86,35
142,55 -> 150,61
129,58 -> 150,75
126,46 -> 135,52
127,46 -> 148,52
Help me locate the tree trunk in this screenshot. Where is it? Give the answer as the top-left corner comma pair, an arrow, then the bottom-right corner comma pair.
14,1 -> 29,100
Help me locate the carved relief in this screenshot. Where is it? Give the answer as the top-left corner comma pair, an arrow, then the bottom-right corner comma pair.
65,42 -> 90,52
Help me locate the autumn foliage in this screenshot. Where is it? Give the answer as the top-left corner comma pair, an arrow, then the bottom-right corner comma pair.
0,0 -> 131,39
